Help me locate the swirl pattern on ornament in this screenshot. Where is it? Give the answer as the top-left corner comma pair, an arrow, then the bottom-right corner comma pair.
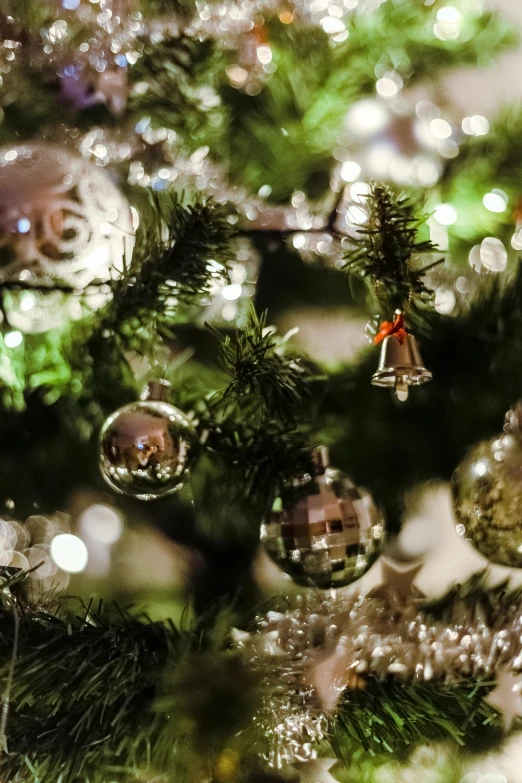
0,144 -> 131,288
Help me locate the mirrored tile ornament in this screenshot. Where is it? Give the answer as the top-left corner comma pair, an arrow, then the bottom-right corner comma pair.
261,446 -> 385,588
0,143 -> 133,331
453,402 -> 522,567
99,380 -> 197,501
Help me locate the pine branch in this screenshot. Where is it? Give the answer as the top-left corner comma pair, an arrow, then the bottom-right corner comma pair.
0,574 -> 520,780
89,192 -> 234,352
332,679 -> 500,762
0,599 -> 177,782
201,415 -> 315,513
153,646 -> 259,780
343,183 -> 438,313
129,34 -> 223,140
0,597 -> 259,783
212,309 -> 317,422
190,312 -> 321,512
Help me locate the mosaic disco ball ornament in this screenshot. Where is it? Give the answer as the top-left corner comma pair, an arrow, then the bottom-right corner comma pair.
261,446 -> 385,588
453,408 -> 522,567
100,381 -> 197,501
0,143 -> 133,331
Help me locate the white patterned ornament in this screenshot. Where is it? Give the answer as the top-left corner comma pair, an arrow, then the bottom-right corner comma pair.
0,143 -> 133,331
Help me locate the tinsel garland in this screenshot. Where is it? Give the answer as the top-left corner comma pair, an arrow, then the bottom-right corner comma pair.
236,584 -> 522,765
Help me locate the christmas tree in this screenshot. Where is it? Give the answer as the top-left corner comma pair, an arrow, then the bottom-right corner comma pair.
0,0 -> 522,781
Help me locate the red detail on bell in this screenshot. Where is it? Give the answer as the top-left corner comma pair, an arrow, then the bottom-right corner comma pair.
374,312 -> 407,345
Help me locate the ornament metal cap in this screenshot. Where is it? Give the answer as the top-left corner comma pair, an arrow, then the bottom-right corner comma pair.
141,379 -> 171,402
372,333 -> 432,402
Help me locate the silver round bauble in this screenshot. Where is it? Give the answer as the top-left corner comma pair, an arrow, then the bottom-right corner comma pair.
261,447 -> 385,588
99,383 -> 197,501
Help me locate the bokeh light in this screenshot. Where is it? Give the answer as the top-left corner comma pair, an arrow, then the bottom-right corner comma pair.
79,504 -> 123,545
433,203 -> 458,225
50,534 -> 88,573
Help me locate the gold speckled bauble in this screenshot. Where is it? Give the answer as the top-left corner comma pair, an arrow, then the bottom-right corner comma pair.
100,381 -> 197,501
261,447 -> 385,588
0,143 -> 133,332
453,405 -> 522,567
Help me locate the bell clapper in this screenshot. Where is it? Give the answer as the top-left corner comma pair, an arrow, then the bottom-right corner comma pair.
394,378 -> 409,402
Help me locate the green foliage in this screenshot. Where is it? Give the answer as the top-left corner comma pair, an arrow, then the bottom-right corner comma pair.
222,1 -> 514,201
129,34 -> 225,146
0,596 -> 261,783
196,311 -> 321,516
154,647 -> 259,780
0,576 -> 512,783
422,572 -> 522,626
1,599 -> 176,782
440,106 -> 522,265
93,192 -> 233,345
215,308 -> 315,420
331,679 -> 500,763
200,416 -> 315,515
0,193 -> 234,411
343,183 -> 437,314
344,0 -> 516,84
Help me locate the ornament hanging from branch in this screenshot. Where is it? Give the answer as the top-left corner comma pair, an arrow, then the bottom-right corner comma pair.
99,380 -> 197,500
371,310 -> 432,401
260,445 -> 385,588
343,182 -> 439,401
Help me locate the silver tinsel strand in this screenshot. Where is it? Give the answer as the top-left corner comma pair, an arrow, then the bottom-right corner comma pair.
235,588 -> 522,765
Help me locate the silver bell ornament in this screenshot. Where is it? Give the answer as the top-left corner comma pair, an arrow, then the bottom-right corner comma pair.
371,312 -> 432,401
99,380 -> 197,501
453,402 -> 522,567
260,446 -> 385,588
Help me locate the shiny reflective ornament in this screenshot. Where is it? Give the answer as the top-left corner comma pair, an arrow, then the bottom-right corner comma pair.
453,403 -> 522,567
99,381 -> 197,501
372,313 -> 432,401
261,446 -> 384,588
0,143 -> 133,332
